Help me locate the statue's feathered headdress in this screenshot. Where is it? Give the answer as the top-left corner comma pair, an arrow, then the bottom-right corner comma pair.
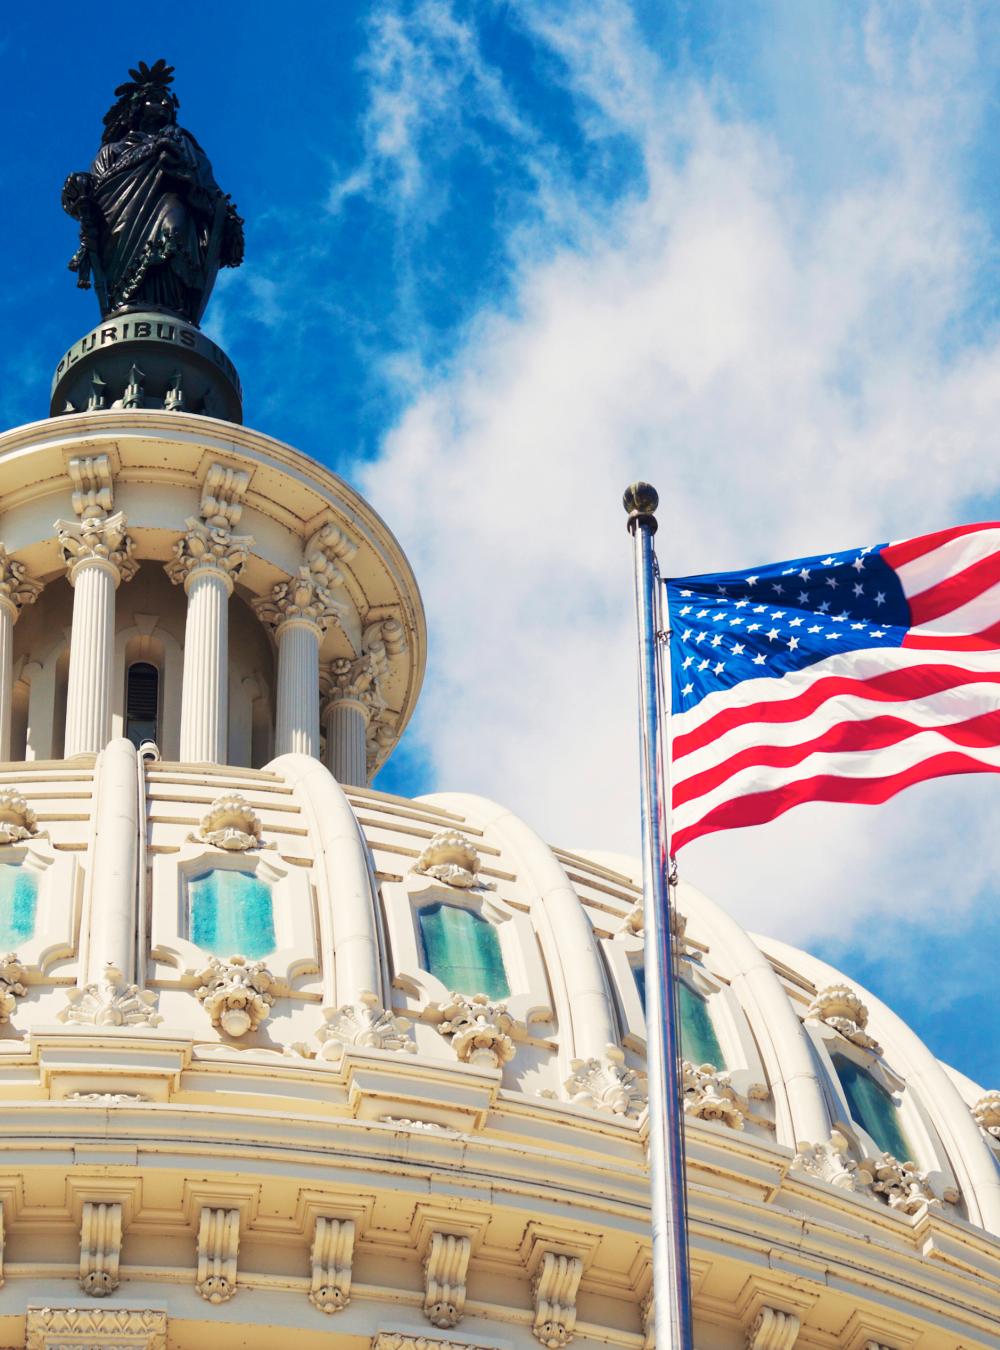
102,60 -> 180,143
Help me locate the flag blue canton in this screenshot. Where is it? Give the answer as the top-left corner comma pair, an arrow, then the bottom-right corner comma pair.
664,543 -> 911,712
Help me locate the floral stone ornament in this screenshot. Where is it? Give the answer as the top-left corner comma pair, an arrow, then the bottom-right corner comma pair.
412,830 -> 494,889
0,789 -> 37,846
196,955 -> 275,1036
60,964 -> 162,1027
564,1045 -> 647,1118
196,793 -> 264,851
0,953 -> 26,1022
805,983 -> 882,1054
437,992 -> 517,1068
315,991 -> 415,1057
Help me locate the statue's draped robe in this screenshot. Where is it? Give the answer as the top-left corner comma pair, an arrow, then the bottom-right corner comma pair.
90,126 -> 226,322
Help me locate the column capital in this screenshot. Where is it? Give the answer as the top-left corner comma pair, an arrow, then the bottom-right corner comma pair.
321,617 -> 407,777
165,518 -> 253,593
56,511 -> 138,585
0,545 -> 42,619
253,559 -> 347,638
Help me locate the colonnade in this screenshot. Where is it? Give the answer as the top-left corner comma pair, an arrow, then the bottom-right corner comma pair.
3,456 -> 405,784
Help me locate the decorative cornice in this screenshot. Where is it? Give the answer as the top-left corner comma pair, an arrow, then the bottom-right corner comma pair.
194,793 -> 264,851
682,1061 -> 771,1131
59,964 -> 162,1028
195,955 -> 275,1036
805,984 -> 882,1054
26,1306 -> 166,1350
196,1206 -> 239,1303
253,558 -> 347,635
532,1250 -> 583,1348
747,1307 -> 801,1349
437,992 -> 517,1069
0,954 -> 26,1024
164,517 -> 252,590
56,511 -> 138,583
0,789 -> 38,844
79,1200 -> 122,1297
315,993 -> 415,1056
374,1337 -> 496,1350
411,830 -> 493,890
0,546 -> 42,617
423,1231 -> 471,1328
310,1215 -> 355,1313
564,1045 -> 647,1118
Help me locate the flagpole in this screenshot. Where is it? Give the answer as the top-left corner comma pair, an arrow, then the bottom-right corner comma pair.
624,482 -> 694,1350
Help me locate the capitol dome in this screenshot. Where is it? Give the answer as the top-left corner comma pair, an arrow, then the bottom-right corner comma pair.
0,57 -> 996,1350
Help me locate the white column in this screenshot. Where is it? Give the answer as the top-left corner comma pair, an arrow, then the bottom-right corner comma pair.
179,566 -> 232,763
0,547 -> 42,762
58,513 -> 136,759
275,619 -> 322,757
323,696 -> 369,786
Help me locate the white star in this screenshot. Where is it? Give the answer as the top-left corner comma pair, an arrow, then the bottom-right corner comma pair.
851,556 -> 865,571
772,583 -> 785,594
752,653 -> 767,665
851,622 -> 865,630
713,661 -> 724,674
797,590 -> 809,604
698,659 -> 709,671
766,627 -> 780,641
710,633 -> 724,648
731,642 -> 745,655
682,628 -> 692,641
874,591 -> 886,606
679,589 -> 693,597
826,632 -> 838,639
825,576 -> 838,589
747,622 -> 762,632
781,567 -> 796,575
753,605 -> 767,613
771,610 -> 786,619
852,583 -> 864,597
871,629 -> 885,638
787,636 -> 799,651
861,545 -> 875,555
821,556 -> 835,566
832,612 -> 848,622
807,624 -> 822,633
679,604 -> 692,615
712,612 -> 727,623
682,655 -> 694,669
798,567 -> 811,581
788,616 -> 803,627
746,575 -> 759,586
681,682 -> 694,696
694,632 -> 707,644
717,585 -> 729,595
729,616 -> 744,626
734,598 -> 750,609
696,609 -> 709,619
818,600 -> 830,613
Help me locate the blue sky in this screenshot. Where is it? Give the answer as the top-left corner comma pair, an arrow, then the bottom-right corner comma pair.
4,1 -> 1000,1087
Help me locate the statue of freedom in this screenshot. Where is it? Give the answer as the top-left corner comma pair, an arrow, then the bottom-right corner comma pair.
62,60 -> 244,325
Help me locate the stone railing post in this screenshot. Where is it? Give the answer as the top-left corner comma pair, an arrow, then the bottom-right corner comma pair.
0,547 -> 42,760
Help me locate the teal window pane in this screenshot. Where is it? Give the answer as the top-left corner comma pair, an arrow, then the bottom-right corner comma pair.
832,1053 -> 911,1160
189,869 -> 276,960
418,903 -> 510,999
0,863 -> 37,946
632,969 -> 725,1068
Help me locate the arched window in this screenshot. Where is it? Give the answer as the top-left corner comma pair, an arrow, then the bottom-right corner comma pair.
417,902 -> 510,999
831,1053 -> 911,1160
0,861 -> 38,946
632,967 -> 726,1069
125,661 -> 159,749
189,868 -> 276,960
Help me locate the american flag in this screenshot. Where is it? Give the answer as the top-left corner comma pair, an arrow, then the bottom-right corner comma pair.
664,523 -> 1000,852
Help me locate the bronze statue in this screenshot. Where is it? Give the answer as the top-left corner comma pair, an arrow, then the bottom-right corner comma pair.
63,60 -> 244,325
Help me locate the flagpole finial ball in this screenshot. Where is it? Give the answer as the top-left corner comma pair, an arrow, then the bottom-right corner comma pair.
623,481 -> 658,521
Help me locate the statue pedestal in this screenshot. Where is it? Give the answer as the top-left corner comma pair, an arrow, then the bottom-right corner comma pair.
51,312 -> 242,423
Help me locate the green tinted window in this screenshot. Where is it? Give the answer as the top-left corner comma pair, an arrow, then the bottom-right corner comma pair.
189,869 -> 276,959
832,1053 -> 911,1160
633,968 -> 726,1068
0,862 -> 37,946
418,903 -> 510,999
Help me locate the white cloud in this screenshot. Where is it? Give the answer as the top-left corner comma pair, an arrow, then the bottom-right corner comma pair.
360,0 -> 1000,945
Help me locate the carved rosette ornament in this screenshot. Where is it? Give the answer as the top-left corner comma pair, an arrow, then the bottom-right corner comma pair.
310,1216 -> 355,1313
973,1090 -> 1000,1139
564,1045 -> 647,1118
60,964 -> 162,1027
805,984 -> 882,1054
437,992 -> 517,1068
682,1061 -> 771,1130
315,991 -> 415,1057
195,793 -> 264,851
56,511 -> 138,582
79,1200 -> 122,1297
412,831 -> 494,890
0,954 -> 26,1023
196,1206 -> 240,1303
0,546 -> 42,618
791,1128 -> 873,1191
195,955 -> 275,1036
0,790 -> 37,845
164,517 -> 252,589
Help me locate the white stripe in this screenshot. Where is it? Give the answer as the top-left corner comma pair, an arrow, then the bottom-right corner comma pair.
672,732 -> 1000,834
907,576 -> 1000,634
671,643 -> 1000,740
673,679 -> 1000,787
895,527 -> 1000,598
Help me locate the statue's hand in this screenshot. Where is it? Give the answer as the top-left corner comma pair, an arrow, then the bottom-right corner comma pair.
61,171 -> 93,219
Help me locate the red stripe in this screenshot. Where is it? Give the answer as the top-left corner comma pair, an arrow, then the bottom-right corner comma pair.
673,751 -> 1000,851
907,548 -> 1000,624
903,622 -> 1000,651
673,708 -> 1000,808
673,663 -> 1000,762
880,522 -> 1000,571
